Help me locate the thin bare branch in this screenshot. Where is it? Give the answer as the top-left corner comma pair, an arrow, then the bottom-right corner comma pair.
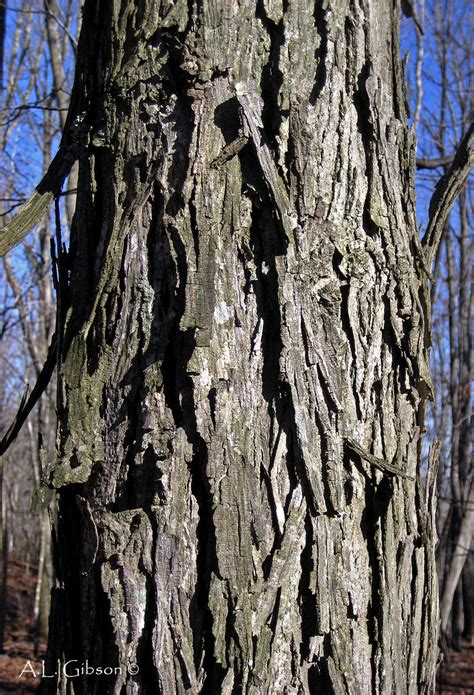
0,110 -> 88,256
0,333 -> 56,456
422,123 -> 474,268
416,155 -> 454,169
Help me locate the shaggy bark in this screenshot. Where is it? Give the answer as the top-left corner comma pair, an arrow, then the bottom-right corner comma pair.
43,1 -> 438,692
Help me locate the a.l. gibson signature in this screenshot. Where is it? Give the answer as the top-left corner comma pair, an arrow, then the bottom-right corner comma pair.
19,660 -> 139,678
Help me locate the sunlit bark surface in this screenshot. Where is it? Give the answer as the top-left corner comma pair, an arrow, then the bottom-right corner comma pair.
45,1 -> 438,692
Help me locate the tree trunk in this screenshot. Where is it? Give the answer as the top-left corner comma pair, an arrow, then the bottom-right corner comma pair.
0,456 -> 7,653
440,484 -> 474,635
462,554 -> 473,643
45,1 -> 438,692
34,510 -> 53,652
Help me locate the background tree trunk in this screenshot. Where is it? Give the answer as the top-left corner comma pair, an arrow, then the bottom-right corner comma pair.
0,456 -> 7,653
45,1 -> 438,692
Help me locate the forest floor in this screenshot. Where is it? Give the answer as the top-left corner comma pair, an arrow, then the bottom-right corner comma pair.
0,557 -> 46,693
0,554 -> 473,693
436,642 -> 474,695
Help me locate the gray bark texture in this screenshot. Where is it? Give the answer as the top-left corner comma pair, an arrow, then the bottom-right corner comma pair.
44,1 -> 439,693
